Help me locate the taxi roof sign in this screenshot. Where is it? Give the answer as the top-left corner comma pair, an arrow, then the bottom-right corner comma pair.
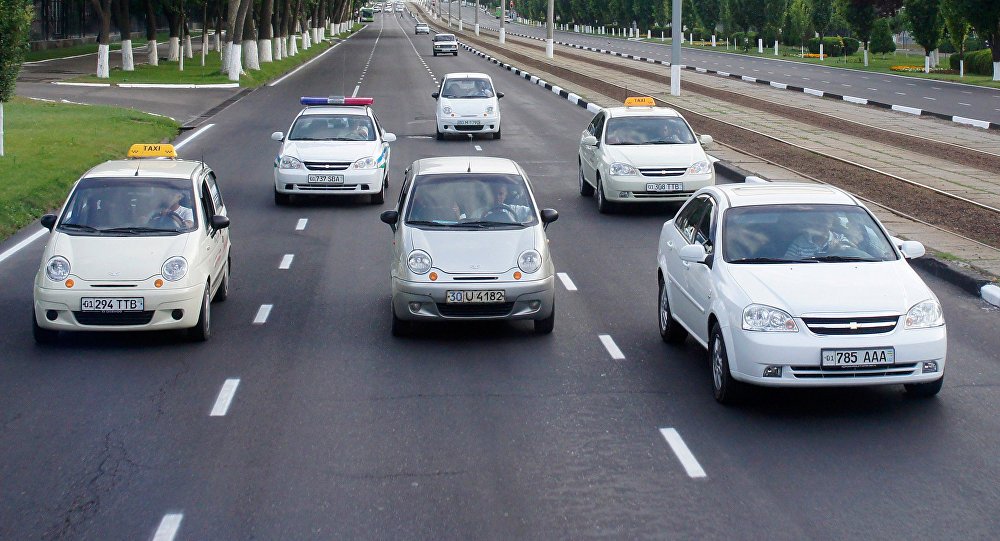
624,96 -> 656,107
127,144 -> 177,159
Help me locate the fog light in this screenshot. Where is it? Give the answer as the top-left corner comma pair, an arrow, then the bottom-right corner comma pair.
46,310 -> 58,321
408,302 -> 421,313
922,361 -> 939,373
763,366 -> 782,378
528,300 -> 541,310
171,309 -> 184,320
619,191 -> 630,198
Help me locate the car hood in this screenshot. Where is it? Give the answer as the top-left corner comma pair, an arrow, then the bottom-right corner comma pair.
439,97 -> 496,117
50,233 -> 191,281
604,144 -> 705,168
282,140 -> 380,162
408,228 -> 536,273
726,260 -> 932,316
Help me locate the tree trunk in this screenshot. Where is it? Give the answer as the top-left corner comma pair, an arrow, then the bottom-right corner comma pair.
229,0 -> 253,80
1,103 -> 5,157
145,0 -> 158,66
259,0 -> 275,62
90,0 -> 113,78
243,15 -> 260,70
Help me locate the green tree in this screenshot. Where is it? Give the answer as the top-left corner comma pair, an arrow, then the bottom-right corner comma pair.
844,0 -> 876,45
904,0 -> 942,71
941,0 -> 970,65
811,0 -> 833,39
952,0 -> 1000,80
869,16 -> 896,55
0,0 -> 33,157
784,0 -> 812,46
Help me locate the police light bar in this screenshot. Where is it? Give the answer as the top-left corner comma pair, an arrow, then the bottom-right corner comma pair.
300,96 -> 375,106
127,143 -> 177,159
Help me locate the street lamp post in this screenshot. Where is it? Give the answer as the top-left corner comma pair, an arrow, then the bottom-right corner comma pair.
499,0 -> 506,44
671,0 -> 681,96
458,0 -> 463,31
546,0 -> 554,58
475,0 -> 480,35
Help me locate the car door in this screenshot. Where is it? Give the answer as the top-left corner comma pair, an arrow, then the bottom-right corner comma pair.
683,196 -> 718,345
198,174 -> 226,289
390,170 -> 412,281
580,112 -> 605,183
372,111 -> 390,167
665,195 -> 710,331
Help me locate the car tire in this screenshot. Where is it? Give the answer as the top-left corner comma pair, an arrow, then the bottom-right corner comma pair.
372,175 -> 387,204
493,125 -> 501,140
710,323 -> 742,404
904,376 -> 944,397
436,127 -> 444,140
32,310 -> 58,345
578,160 -> 594,196
433,51 -> 438,56
534,302 -> 555,335
658,277 -> 687,344
188,283 -> 211,342
454,51 -> 459,56
274,188 -> 290,206
213,258 -> 231,302
391,303 -> 411,337
596,176 -> 613,214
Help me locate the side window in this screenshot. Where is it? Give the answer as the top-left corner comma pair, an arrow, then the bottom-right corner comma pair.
372,112 -> 382,135
200,181 -> 215,232
397,170 -> 411,211
694,198 -> 717,251
205,172 -> 224,212
593,113 -> 606,140
674,197 -> 706,243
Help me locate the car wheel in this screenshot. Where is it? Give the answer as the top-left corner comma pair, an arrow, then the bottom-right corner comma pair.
658,277 -> 687,344
493,125 -> 501,140
32,309 -> 58,345
372,175 -> 387,204
274,188 -> 290,206
433,51 -> 437,56
188,283 -> 211,342
596,176 -> 613,214
904,376 -> 944,397
454,51 -> 459,56
578,160 -> 594,196
436,127 -> 444,140
213,258 -> 231,302
534,302 -> 555,334
391,303 -> 411,337
710,323 -> 741,404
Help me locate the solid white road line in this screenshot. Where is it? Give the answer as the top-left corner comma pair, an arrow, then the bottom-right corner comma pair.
659,428 -> 707,478
210,379 -> 241,416
296,218 -> 308,231
0,228 -> 46,266
152,513 -> 183,541
556,272 -> 577,291
174,123 -> 215,150
269,41 -> 343,86
279,254 -> 295,269
599,334 -> 625,360
253,304 -> 273,324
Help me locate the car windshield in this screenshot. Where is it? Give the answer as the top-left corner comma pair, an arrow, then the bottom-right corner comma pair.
723,204 -> 897,263
604,116 -> 696,145
289,114 -> 375,141
405,173 -> 537,228
57,177 -> 198,235
441,78 -> 494,99
433,34 -> 456,42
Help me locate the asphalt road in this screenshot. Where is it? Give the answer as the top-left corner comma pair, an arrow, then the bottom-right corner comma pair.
443,3 -> 1000,124
2,11 -> 999,540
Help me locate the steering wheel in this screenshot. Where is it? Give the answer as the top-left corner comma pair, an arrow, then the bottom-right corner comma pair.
148,210 -> 184,228
482,206 -> 516,223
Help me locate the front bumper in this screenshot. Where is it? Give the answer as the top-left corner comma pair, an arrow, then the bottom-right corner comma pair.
433,45 -> 458,54
602,172 -> 715,202
34,282 -> 205,332
274,167 -> 384,195
437,116 -> 500,134
392,275 -> 554,322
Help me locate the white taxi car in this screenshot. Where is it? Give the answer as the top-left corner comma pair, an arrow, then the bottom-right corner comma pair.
271,97 -> 397,205
656,183 -> 946,403
32,144 -> 232,343
579,97 -> 715,213
380,157 -> 559,336
432,73 -> 503,140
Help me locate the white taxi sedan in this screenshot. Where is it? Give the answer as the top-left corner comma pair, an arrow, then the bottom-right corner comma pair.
579,97 -> 715,213
32,144 -> 232,343
271,97 -> 396,205
380,157 -> 559,335
432,73 -> 503,139
656,183 -> 946,403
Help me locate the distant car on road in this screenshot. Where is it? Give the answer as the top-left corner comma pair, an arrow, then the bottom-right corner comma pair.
656,183 -> 946,403
432,72 -> 503,139
415,23 -> 430,34
432,33 -> 458,56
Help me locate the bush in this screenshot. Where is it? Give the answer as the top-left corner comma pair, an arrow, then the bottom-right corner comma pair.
870,18 -> 896,55
842,37 -> 860,55
807,36 -> 844,56
954,48 -> 994,75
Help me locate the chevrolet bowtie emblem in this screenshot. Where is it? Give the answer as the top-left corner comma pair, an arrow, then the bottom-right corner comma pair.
849,322 -> 859,330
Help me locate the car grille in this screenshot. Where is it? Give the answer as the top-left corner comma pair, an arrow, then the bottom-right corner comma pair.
788,363 -> 920,379
454,125 -> 485,131
304,161 -> 351,171
802,315 -> 899,335
631,191 -> 695,199
639,167 -> 687,177
437,302 -> 515,317
73,311 -> 155,326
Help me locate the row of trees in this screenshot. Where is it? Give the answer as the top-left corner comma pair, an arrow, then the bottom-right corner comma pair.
507,0 -> 1000,79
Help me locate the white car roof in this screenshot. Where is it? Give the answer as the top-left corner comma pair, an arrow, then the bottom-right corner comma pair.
714,183 -> 859,208
442,72 -> 491,81
604,106 -> 683,119
414,156 -> 520,176
298,105 -> 369,117
84,158 -> 204,180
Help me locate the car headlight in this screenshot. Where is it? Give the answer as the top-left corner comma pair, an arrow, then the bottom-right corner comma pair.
442,106 -> 452,114
406,250 -> 432,274
161,256 -> 188,282
278,155 -> 303,169
351,156 -> 378,169
45,256 -> 70,282
687,160 -> 712,175
742,304 -> 798,332
610,162 -> 639,176
518,250 -> 542,274
486,106 -> 495,114
905,299 -> 944,329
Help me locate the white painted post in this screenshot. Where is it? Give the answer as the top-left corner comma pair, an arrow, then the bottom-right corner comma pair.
0,103 -> 5,156
819,43 -> 824,61
924,55 -> 930,73
757,38 -> 763,53
690,32 -> 693,44
661,31 -> 664,41
863,47 -> 868,66
711,35 -> 716,47
960,59 -> 964,77
774,40 -> 778,55
647,30 -> 651,39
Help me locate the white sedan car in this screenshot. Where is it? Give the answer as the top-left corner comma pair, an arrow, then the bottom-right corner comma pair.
432,72 -> 503,139
579,97 -> 715,213
656,183 -> 946,403
380,157 -> 559,335
33,144 -> 232,343
271,97 -> 396,205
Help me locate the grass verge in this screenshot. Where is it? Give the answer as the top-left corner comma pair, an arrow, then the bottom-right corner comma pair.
25,31 -> 204,63
0,97 -> 179,241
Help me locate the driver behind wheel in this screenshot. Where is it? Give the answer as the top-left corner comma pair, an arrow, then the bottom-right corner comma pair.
151,190 -> 194,228
481,182 -> 531,223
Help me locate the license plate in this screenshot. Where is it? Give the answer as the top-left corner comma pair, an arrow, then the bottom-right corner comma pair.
446,290 -> 506,303
821,348 -> 895,367
646,182 -> 683,192
307,174 -> 344,184
456,120 -> 482,126
81,297 -> 144,312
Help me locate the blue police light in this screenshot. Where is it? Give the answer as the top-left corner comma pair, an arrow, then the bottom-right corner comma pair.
300,96 -> 374,106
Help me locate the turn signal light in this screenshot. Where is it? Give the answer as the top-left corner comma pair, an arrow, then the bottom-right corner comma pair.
513,271 -> 522,280
429,272 -> 438,281
154,279 -> 164,288
65,279 -> 74,288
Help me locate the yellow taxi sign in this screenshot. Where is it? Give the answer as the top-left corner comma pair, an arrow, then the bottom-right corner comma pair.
127,144 -> 177,159
624,96 -> 656,107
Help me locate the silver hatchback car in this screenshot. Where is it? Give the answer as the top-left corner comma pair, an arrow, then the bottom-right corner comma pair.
380,157 -> 559,335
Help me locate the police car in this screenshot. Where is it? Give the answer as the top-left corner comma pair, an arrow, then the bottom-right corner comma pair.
271,97 -> 397,205
578,97 -> 715,213
32,144 -> 232,343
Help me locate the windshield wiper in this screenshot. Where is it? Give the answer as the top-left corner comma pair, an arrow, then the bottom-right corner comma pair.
646,140 -> 682,145
405,220 -> 453,227
456,220 -> 521,228
729,257 -> 793,264
803,255 -> 880,263
101,226 -> 178,234
58,223 -> 99,232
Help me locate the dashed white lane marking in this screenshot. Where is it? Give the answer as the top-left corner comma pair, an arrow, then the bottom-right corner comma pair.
269,41 -> 344,86
210,379 -> 241,416
959,102 -> 971,106
556,272 -> 577,291
174,123 -> 214,150
152,513 -> 183,541
279,254 -> 295,269
253,304 -> 273,324
0,228 -> 46,266
352,85 -> 360,97
867,87 -> 878,91
599,334 -> 625,360
923,97 -> 936,100
474,145 -> 482,151
296,218 -> 308,231
895,92 -> 905,95
660,428 -> 707,478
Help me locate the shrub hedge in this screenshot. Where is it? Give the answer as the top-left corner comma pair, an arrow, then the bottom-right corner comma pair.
950,48 -> 994,74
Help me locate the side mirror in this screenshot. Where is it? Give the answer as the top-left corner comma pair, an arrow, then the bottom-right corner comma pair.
40,214 -> 58,231
678,243 -> 708,264
380,210 -> 399,232
699,134 -> 713,145
581,135 -> 598,147
497,92 -> 504,98
270,131 -> 284,142
431,92 -> 440,99
540,208 -> 559,226
898,240 -> 925,259
210,215 -> 231,230
383,132 -> 397,143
